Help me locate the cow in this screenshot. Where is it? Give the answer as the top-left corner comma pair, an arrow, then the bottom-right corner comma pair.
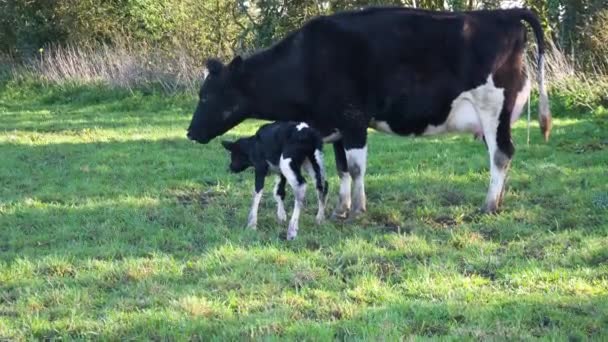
221,121 -> 328,240
187,6 -> 552,218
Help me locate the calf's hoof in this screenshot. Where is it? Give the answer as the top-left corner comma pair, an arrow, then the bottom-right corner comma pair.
315,213 -> 325,225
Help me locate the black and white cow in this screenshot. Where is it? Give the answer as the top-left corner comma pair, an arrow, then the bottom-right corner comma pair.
221,121 -> 328,240
187,7 -> 552,216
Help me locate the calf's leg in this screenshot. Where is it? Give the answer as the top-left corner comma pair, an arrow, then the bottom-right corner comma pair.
247,169 -> 266,229
273,175 -> 287,222
303,149 -> 328,224
279,155 -> 306,240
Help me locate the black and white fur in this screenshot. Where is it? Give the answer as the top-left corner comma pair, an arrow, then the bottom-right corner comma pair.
221,121 -> 328,240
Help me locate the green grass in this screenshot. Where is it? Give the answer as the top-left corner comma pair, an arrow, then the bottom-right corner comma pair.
1,80 -> 607,340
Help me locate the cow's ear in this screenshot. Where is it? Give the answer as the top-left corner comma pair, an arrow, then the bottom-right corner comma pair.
205,58 -> 224,76
227,55 -> 243,72
221,140 -> 234,151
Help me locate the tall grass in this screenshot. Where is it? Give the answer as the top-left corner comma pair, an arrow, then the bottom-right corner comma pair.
526,40 -> 608,111
9,39 -> 203,94
4,36 -> 607,110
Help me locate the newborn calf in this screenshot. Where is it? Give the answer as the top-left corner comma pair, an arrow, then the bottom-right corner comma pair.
221,121 -> 328,240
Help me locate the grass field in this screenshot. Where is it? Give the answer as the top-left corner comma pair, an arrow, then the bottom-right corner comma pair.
1,81 -> 607,340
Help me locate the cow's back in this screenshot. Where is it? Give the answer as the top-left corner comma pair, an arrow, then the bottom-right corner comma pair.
296,7 -> 530,135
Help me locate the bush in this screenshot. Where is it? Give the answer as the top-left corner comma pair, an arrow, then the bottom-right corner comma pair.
0,0 -> 242,61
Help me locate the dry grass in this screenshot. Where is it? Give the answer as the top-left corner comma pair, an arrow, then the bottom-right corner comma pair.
11,39 -> 203,94
526,40 -> 607,110
4,36 -> 607,106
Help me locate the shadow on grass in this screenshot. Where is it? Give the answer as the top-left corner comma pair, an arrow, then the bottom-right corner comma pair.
24,283 -> 608,340
2,115 -> 606,261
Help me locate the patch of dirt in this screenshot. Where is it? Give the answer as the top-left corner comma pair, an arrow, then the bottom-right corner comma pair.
478,226 -> 500,240
462,211 -> 482,223
380,224 -> 401,234
305,240 -> 321,251
461,262 -> 498,281
367,210 -> 403,234
373,257 -> 397,281
174,189 -> 219,207
439,189 -> 466,206
557,140 -> 607,154
330,309 -> 343,320
432,214 -> 456,227
523,244 -> 546,260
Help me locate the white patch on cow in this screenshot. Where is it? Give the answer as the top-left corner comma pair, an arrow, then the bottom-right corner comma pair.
279,155 -> 307,240
273,176 -> 287,222
346,146 -> 367,214
423,75 -> 504,136
369,119 -> 396,134
322,131 -> 342,143
335,172 -> 352,218
296,122 -> 309,131
468,75 -> 508,212
539,55 -> 546,95
280,156 -> 297,190
202,68 -> 210,80
247,190 -> 263,229
538,54 -> 550,120
511,78 -> 531,123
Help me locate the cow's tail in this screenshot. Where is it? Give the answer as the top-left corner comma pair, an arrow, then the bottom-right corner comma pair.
517,9 -> 552,141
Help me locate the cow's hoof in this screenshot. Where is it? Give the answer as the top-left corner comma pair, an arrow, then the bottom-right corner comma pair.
315,213 -> 325,225
482,201 -> 499,214
331,208 -> 350,220
286,230 -> 297,241
345,209 -> 365,222
352,206 -> 366,215
331,212 -> 349,221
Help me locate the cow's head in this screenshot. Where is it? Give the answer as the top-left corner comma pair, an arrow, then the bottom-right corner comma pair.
221,139 -> 251,173
187,56 -> 249,144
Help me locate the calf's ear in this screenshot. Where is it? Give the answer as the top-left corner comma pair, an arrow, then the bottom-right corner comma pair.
221,140 -> 234,151
205,58 -> 224,76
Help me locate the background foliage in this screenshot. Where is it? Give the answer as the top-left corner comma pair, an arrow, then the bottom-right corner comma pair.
1,0 -> 606,69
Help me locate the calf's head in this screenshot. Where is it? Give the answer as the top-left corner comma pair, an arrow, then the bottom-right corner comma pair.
221,139 -> 251,173
187,56 -> 249,144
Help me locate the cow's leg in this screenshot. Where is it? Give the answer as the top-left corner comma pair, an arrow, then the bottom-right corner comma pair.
344,133 -> 368,216
303,149 -> 328,224
332,140 -> 351,219
477,76 -> 515,213
273,175 -> 287,222
247,169 -> 266,229
279,155 -> 306,240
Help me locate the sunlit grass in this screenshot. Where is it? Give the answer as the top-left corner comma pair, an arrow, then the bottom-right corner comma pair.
0,81 -> 607,339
